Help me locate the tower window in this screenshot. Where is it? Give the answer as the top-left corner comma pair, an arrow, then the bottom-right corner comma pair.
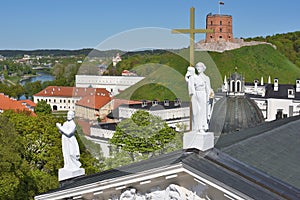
220,21 -> 222,25
220,28 -> 223,33
211,21 -> 213,25
219,36 -> 223,39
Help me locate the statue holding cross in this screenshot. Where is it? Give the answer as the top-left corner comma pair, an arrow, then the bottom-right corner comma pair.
174,7 -> 215,151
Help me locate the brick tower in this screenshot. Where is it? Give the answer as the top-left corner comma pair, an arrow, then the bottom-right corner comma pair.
205,13 -> 233,42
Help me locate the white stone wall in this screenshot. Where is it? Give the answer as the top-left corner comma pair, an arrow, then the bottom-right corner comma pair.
33,96 -> 80,111
266,99 -> 300,121
90,126 -> 115,139
118,106 -> 190,131
75,75 -> 144,96
244,85 -> 266,96
75,105 -> 97,121
90,126 -> 115,158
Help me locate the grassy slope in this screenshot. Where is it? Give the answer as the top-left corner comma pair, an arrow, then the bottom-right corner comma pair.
116,44 -> 300,101
209,44 -> 300,84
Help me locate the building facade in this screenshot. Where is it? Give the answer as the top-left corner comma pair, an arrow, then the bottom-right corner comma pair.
33,86 -> 110,115
117,99 -> 190,131
206,14 -> 233,43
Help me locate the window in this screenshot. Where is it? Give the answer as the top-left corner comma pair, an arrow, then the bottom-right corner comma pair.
211,21 -> 213,25
220,28 -> 223,33
288,89 -> 295,98
220,21 -> 222,25
219,36 -> 223,39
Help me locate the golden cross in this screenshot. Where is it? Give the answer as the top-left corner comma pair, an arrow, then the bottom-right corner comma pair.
172,7 -> 213,66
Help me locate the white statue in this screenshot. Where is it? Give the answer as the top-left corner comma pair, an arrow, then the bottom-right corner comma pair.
56,110 -> 81,170
186,62 -> 213,133
119,188 -> 145,200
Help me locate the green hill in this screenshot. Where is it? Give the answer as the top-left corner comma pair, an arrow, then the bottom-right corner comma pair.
244,31 -> 300,68
114,43 -> 300,101
209,44 -> 300,84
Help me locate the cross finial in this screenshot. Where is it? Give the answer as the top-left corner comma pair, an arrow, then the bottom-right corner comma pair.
172,7 -> 213,66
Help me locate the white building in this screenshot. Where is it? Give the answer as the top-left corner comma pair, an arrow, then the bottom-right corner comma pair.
33,86 -> 110,113
222,73 -> 300,121
115,99 -> 190,131
249,79 -> 300,121
75,75 -> 144,96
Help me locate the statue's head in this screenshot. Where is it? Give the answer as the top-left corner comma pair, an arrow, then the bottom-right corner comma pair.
67,110 -> 75,120
187,66 -> 195,75
195,62 -> 206,73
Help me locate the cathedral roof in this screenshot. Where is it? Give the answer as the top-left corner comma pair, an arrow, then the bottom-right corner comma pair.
36,146 -> 300,200
209,95 -> 265,134
216,115 -> 300,190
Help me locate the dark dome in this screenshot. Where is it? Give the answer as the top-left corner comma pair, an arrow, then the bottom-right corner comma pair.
209,96 -> 264,134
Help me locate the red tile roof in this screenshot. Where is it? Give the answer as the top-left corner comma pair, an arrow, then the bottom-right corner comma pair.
0,93 -> 36,115
76,94 -> 111,110
34,86 -> 110,98
110,98 -> 141,110
18,99 -> 36,107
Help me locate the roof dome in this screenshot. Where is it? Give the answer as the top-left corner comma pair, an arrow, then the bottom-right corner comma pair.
209,96 -> 265,135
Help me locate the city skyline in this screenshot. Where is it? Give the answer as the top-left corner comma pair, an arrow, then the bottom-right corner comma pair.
0,0 -> 299,50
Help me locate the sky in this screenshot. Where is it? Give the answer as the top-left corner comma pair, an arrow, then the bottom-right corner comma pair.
0,0 -> 299,50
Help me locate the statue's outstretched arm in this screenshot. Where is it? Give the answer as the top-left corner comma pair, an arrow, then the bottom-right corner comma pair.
56,122 -> 76,138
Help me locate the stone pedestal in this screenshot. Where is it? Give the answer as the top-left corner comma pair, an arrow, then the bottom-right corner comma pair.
183,131 -> 214,152
59,168 -> 85,182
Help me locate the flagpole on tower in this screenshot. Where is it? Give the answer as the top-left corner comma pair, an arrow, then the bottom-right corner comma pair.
219,1 -> 224,15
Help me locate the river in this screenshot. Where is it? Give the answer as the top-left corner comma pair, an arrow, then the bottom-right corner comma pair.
19,71 -> 55,100
20,71 -> 54,85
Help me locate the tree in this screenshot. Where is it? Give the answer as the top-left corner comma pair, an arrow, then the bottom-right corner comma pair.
23,81 -> 42,99
110,110 -> 178,158
0,115 -> 28,199
34,100 -> 52,115
0,111 -> 103,199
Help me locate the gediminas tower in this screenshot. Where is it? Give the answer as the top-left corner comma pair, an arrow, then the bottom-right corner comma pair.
205,13 -> 233,42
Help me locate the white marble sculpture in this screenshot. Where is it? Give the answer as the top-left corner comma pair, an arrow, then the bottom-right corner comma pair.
56,110 -> 81,170
185,62 -> 213,132
118,184 -> 204,200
